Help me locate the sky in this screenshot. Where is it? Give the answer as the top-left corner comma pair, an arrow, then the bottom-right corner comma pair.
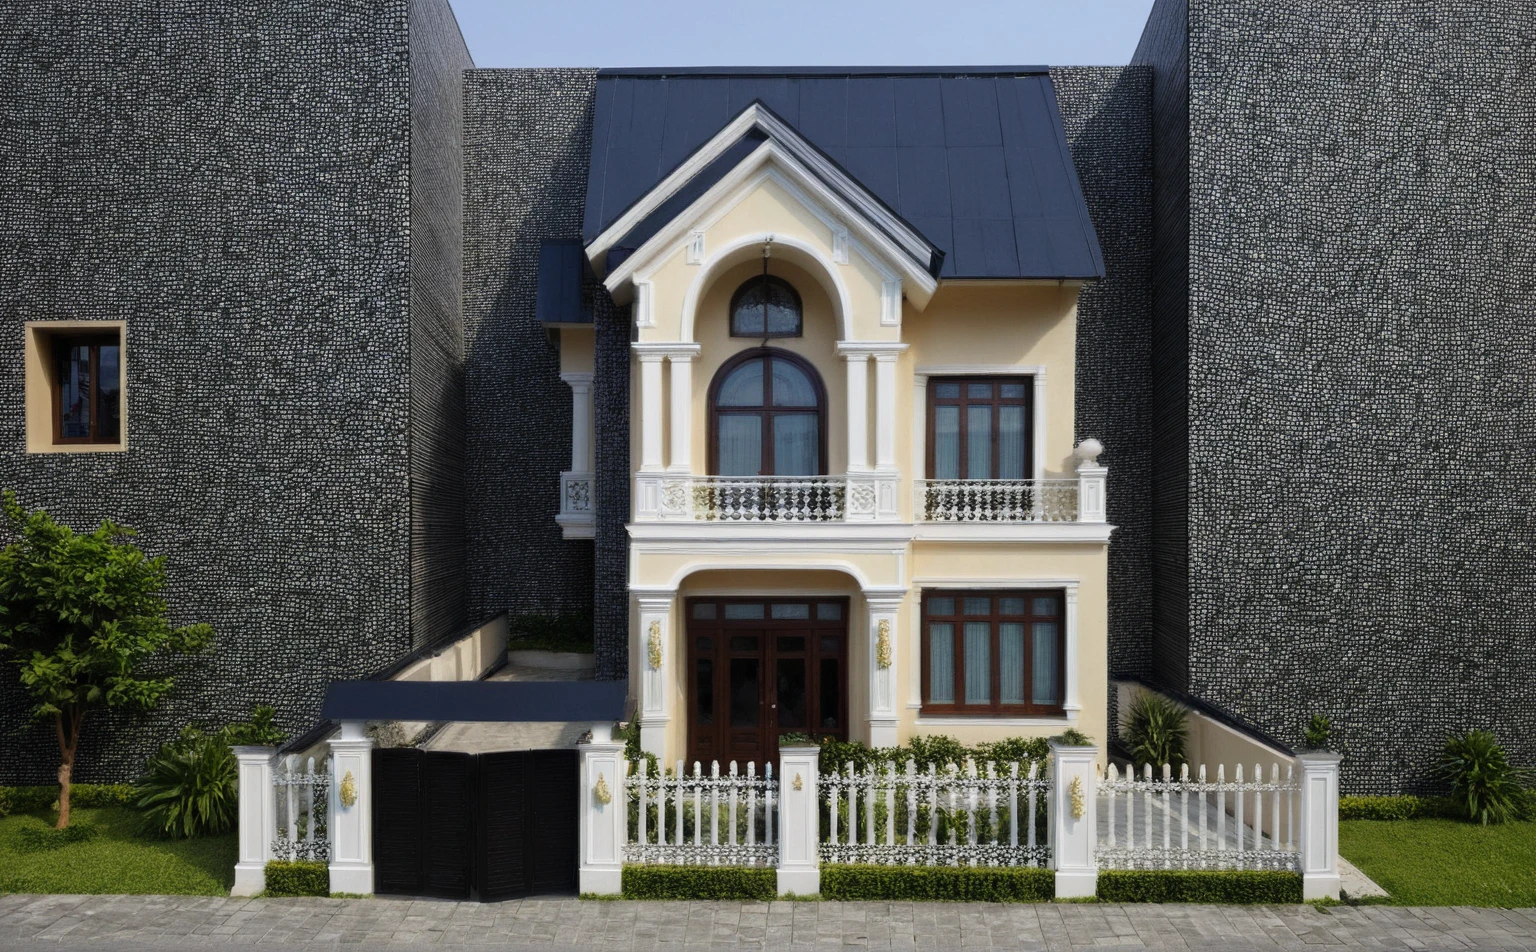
447,0 -> 1159,69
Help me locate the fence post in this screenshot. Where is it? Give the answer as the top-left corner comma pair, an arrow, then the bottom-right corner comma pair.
1297,752 -> 1342,900
1049,739 -> 1098,899
328,720 -> 375,895
777,745 -> 821,897
579,723 -> 627,896
231,746 -> 276,896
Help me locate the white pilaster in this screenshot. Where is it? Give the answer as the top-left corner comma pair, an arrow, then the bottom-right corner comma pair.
561,372 -> 595,472
777,746 -> 821,896
1074,438 -> 1107,524
231,746 -> 276,896
328,720 -> 375,896
864,591 -> 903,748
1049,740 -> 1098,899
579,724 -> 627,896
636,592 -> 674,758
1063,583 -> 1081,715
842,351 -> 870,473
1298,752 -> 1343,901
1033,372 -> 1048,483
636,348 -> 666,472
873,351 -> 901,472
666,348 -> 700,473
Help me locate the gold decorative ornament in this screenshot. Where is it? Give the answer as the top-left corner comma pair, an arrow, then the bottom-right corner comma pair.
646,620 -> 663,670
793,773 -> 803,791
339,771 -> 357,808
875,619 -> 892,669
1069,776 -> 1085,820
594,773 -> 612,805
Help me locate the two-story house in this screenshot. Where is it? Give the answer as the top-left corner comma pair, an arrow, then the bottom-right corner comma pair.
544,70 -> 1114,767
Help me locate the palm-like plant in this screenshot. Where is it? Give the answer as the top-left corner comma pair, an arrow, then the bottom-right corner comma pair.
1122,693 -> 1189,771
1439,730 -> 1530,825
135,726 -> 238,839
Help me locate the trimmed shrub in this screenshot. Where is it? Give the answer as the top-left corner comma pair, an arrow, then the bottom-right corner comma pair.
265,861 -> 330,897
135,726 -> 238,839
0,783 -> 138,815
1439,730 -> 1531,825
821,864 -> 1053,902
12,819 -> 100,853
1097,870 -> 1302,903
0,786 -> 10,817
621,865 -> 776,900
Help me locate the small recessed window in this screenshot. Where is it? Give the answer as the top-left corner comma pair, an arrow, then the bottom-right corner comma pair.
25,323 -> 127,453
730,275 -> 802,338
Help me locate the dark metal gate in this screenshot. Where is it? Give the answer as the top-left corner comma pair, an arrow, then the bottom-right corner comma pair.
372,748 -> 579,901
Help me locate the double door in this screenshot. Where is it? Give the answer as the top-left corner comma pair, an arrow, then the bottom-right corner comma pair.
685,596 -> 848,768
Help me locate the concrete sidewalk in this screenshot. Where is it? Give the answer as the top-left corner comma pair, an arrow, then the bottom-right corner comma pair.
2,894 -> 1535,951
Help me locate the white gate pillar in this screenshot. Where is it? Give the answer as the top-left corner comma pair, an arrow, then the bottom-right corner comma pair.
1049,739 -> 1098,899
231,746 -> 276,896
777,745 -> 821,896
328,720 -> 375,895
1298,752 -> 1342,900
636,592 -> 675,758
864,591 -> 903,748
579,724 -> 627,896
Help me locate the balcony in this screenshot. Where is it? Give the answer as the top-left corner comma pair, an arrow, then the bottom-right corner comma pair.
917,479 -> 1079,523
556,471 -> 594,538
635,473 -> 899,523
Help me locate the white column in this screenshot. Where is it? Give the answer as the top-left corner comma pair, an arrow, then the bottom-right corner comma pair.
561,373 -> 595,472
1049,739 -> 1098,899
667,351 -> 698,473
637,349 -> 666,472
873,351 -> 900,472
579,723 -> 627,896
1075,438 -> 1107,523
842,351 -> 869,472
231,746 -> 276,897
1298,752 -> 1343,900
328,720 -> 375,895
1033,373 -> 1048,483
1063,584 -> 1081,716
777,745 -> 821,896
864,591 -> 903,748
636,592 -> 674,758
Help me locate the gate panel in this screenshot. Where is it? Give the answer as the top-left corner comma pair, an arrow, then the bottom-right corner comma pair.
524,750 -> 579,895
476,751 -> 529,901
372,748 -> 424,895
421,751 -> 475,899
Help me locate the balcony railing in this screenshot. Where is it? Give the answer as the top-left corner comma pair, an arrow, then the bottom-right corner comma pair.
692,476 -> 845,522
917,479 -> 1080,523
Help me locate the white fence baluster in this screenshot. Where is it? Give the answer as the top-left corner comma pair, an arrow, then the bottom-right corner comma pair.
638,758 -> 649,847
828,768 -> 840,850
284,756 -> 298,845
886,760 -> 897,847
1235,763 -> 1245,855
1216,764 -> 1226,857
1161,763 -> 1171,868
905,760 -> 917,856
1141,763 -> 1152,862
1179,763 -> 1190,868
674,760 -> 685,847
927,765 -> 938,848
1197,765 -> 1207,867
1252,763 -> 1263,851
1124,764 -> 1134,852
1008,763 -> 1019,849
728,762 -> 739,848
1287,763 -> 1296,852
710,761 -> 720,860
692,762 -> 702,848
765,763 -> 775,852
1026,762 -> 1039,859
865,764 -> 876,847
746,762 -> 757,848
1270,763 -> 1281,853
846,763 -> 858,848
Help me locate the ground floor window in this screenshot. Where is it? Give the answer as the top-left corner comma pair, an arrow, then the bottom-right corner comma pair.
920,589 -> 1064,716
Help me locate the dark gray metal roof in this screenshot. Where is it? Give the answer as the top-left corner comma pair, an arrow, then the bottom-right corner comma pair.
535,240 -> 588,324
320,679 -> 627,723
583,68 -> 1104,280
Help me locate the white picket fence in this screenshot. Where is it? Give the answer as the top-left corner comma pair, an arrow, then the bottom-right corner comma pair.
820,759 -> 1051,867
624,758 -> 779,866
1095,761 -> 1300,871
271,754 -> 331,862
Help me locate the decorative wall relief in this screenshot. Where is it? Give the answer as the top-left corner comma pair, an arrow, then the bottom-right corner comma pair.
875,618 -> 892,669
646,619 -> 663,670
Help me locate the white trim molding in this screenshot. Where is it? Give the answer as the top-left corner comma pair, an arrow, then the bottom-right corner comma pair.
634,591 -> 676,758
863,589 -> 906,748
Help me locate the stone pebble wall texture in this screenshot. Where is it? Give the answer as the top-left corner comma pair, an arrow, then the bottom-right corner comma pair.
1184,1 -> 1536,792
461,70 -> 600,637
0,0 -> 417,782
1051,68 -> 1156,728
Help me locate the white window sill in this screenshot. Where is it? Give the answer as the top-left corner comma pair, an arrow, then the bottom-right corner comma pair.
915,711 -> 1079,728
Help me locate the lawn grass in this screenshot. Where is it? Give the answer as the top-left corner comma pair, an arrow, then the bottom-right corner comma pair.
0,806 -> 236,896
1340,818 -> 1536,907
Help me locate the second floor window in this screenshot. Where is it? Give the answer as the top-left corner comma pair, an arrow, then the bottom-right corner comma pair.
709,349 -> 825,476
928,377 -> 1032,481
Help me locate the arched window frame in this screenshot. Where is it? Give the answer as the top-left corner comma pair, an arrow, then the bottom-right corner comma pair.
707,348 -> 828,476
729,275 -> 803,338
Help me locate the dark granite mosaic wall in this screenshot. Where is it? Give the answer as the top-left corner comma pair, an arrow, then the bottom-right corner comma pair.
1052,68 -> 1156,719
461,70 -> 599,635
1139,0 -> 1536,792
0,0 -> 466,782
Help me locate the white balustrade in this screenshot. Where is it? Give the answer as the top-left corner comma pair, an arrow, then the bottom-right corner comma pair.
917,479 -> 1079,523
820,758 -> 1051,867
625,758 -> 778,866
272,754 -> 332,862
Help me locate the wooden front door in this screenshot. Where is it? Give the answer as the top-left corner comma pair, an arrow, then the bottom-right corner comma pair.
685,596 -> 848,769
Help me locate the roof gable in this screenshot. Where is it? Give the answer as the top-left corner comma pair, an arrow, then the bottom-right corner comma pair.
584,68 -> 1105,281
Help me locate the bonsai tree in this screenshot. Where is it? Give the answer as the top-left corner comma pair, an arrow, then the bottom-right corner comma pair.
0,491 -> 213,827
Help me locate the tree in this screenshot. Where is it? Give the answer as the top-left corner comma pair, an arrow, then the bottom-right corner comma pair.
0,491 -> 212,828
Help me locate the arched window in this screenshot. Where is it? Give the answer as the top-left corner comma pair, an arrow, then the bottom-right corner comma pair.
709,349 -> 826,476
730,275 -> 802,338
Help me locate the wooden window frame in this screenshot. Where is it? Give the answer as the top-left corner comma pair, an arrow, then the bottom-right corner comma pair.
707,347 -> 828,476
925,375 -> 1033,480
729,274 -> 803,338
51,333 -> 121,446
919,589 -> 1066,717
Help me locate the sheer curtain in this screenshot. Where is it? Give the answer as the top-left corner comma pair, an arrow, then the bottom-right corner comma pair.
999,405 -> 1026,479
964,621 -> 991,704
1031,621 -> 1058,705
718,416 -> 761,476
772,415 -> 818,475
934,406 -> 960,478
928,623 -> 954,703
999,622 -> 1025,704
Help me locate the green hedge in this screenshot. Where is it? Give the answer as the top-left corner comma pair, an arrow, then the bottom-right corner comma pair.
621,865 -> 776,900
1339,791 -> 1536,822
821,864 -> 1053,902
264,861 -> 330,898
0,784 -> 139,815
1097,870 -> 1302,903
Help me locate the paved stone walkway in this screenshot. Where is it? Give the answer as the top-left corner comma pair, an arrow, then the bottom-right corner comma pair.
3,895 -> 1536,951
